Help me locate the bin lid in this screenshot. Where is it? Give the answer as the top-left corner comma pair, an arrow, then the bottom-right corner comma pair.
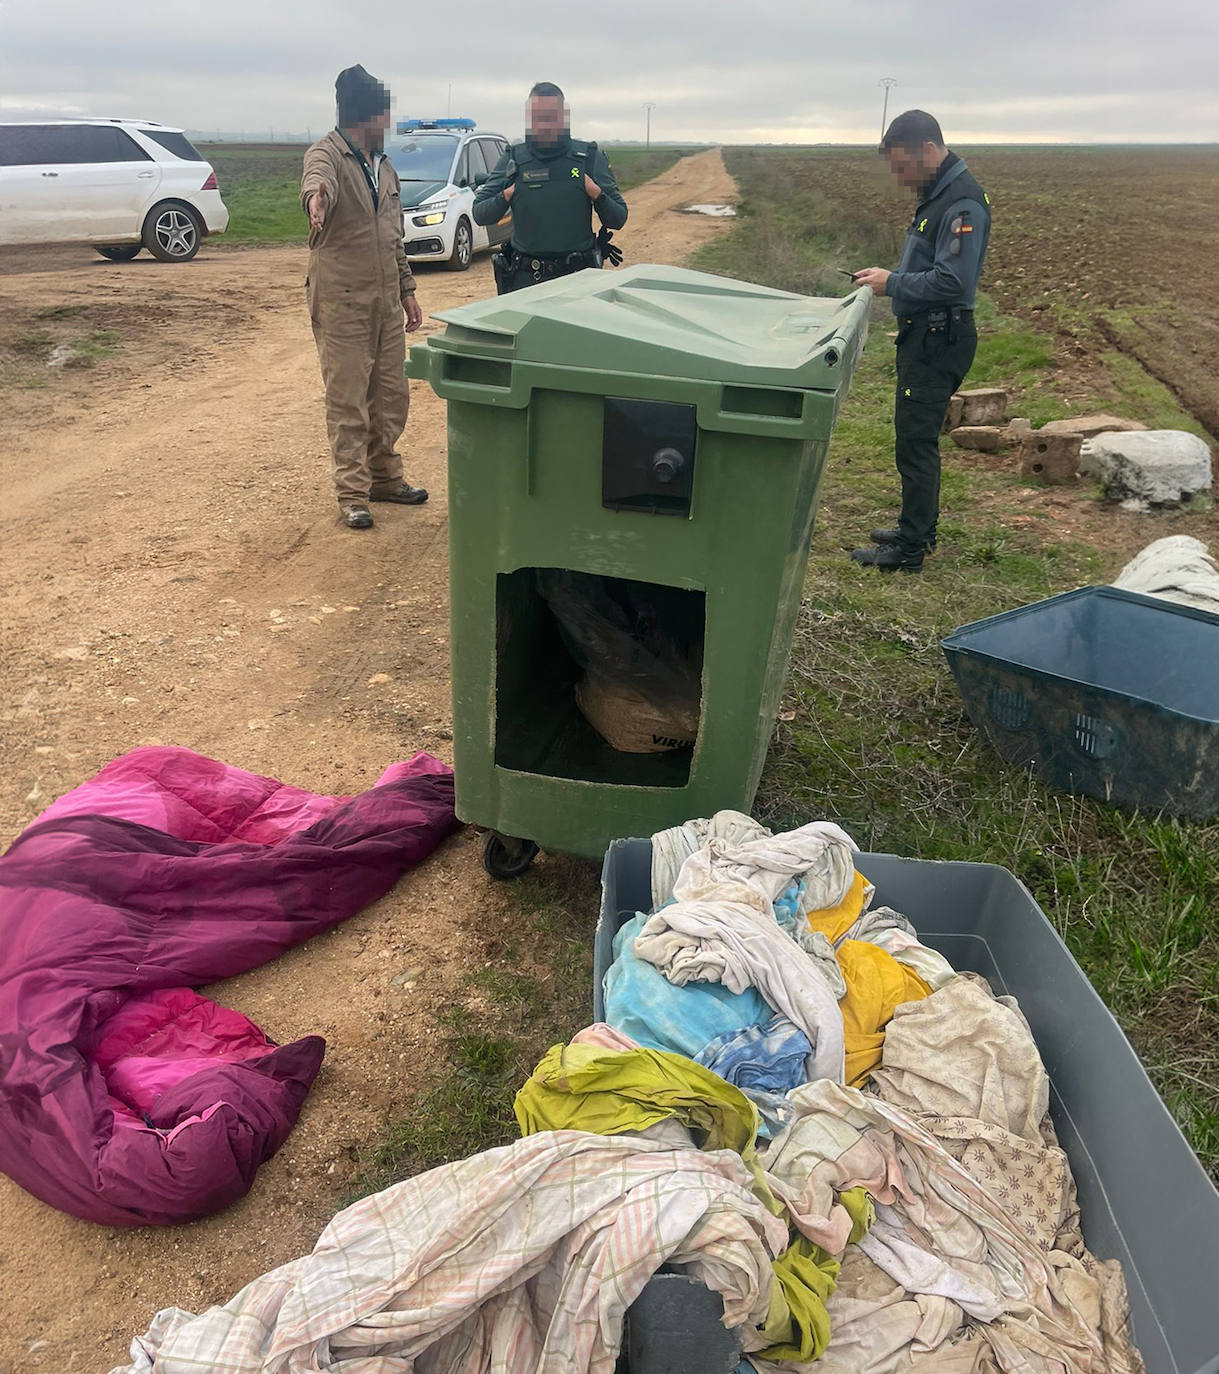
422,264 -> 870,392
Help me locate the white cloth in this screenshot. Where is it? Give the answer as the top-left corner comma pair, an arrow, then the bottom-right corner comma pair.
761,1080 -> 1132,1373
635,822 -> 858,1083
650,809 -> 768,908
1112,534 -> 1219,612
109,1131 -> 788,1374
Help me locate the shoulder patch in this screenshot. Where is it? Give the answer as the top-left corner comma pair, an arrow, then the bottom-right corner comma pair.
983,191 -> 992,205
917,217 -> 929,233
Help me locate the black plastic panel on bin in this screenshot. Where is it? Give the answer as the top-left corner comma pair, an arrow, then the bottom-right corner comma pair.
602,397 -> 697,517
597,838 -> 1219,1374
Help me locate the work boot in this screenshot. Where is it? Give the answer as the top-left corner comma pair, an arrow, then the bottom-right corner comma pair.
871,527 -> 937,553
850,544 -> 923,573
344,504 -> 374,530
370,483 -> 429,505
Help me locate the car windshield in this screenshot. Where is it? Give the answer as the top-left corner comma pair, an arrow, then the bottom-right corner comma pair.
387,135 -> 458,182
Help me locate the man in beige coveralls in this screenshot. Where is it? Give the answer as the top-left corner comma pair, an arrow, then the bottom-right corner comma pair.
301,66 -> 428,530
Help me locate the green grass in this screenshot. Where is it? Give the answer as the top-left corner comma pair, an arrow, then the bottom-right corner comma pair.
604,145 -> 699,190
200,142 -> 697,245
698,147 -> 1219,1179
200,145 -> 306,244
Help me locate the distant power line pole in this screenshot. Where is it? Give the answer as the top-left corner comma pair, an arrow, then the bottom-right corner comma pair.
878,78 -> 897,140
644,102 -> 656,149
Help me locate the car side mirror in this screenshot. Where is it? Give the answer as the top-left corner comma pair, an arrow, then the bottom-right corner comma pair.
456,177 -> 469,189
474,171 -> 489,188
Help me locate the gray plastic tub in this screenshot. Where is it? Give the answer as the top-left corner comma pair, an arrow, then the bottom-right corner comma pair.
597,838 -> 1219,1374
942,585 -> 1219,819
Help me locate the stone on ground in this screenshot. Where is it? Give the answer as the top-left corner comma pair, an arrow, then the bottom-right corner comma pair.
1040,413 -> 1148,440
957,388 -> 1007,426
950,425 -> 1007,452
1080,430 -> 1213,504
1019,432 -> 1083,483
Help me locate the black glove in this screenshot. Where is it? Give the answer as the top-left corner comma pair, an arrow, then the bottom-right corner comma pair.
597,227 -> 624,267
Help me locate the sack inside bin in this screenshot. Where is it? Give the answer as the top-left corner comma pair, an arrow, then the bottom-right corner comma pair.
536,571 -> 703,755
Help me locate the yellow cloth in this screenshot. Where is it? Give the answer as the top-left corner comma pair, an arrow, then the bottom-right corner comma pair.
836,941 -> 932,1087
805,868 -> 871,944
514,1042 -> 760,1156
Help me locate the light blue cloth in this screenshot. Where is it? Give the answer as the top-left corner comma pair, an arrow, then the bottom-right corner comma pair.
603,913 -> 772,1058
694,1015 -> 812,1139
772,878 -> 806,935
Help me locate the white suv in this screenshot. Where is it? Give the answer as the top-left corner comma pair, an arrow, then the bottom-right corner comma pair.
388,120 -> 511,270
0,119 -> 229,263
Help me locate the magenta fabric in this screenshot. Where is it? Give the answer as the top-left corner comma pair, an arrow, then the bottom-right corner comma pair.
0,746 -> 460,1227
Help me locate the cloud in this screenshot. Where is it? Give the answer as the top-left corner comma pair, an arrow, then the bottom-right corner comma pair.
0,0 -> 1216,142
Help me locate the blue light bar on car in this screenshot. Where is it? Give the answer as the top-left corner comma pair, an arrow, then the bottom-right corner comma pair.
397,117 -> 477,132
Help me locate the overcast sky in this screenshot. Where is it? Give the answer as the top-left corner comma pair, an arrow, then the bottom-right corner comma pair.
2,0 -> 1217,144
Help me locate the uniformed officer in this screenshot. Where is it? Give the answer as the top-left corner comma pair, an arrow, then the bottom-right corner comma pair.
301,65 -> 428,530
851,110 -> 991,572
472,82 -> 628,294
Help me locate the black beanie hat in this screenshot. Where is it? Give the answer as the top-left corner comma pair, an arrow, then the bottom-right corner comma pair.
335,65 -> 390,128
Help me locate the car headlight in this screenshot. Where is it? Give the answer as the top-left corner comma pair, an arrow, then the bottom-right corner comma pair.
414,212 -> 445,226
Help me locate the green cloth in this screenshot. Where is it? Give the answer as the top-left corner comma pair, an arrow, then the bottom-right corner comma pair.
759,1236 -> 841,1362
840,1185 -> 875,1245
514,1042 -> 759,1155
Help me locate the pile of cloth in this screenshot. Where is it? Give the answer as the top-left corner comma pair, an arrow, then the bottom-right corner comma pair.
109,811 -> 1146,1373
1112,534 -> 1219,613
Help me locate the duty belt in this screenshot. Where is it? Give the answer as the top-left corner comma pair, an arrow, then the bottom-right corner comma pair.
519,249 -> 593,274
901,306 -> 974,326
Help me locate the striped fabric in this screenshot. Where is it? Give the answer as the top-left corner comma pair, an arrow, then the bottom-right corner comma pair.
111,1130 -> 788,1374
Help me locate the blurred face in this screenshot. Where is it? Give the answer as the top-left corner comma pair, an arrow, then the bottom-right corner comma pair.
527,94 -> 568,146
367,108 -> 391,152
884,142 -> 944,191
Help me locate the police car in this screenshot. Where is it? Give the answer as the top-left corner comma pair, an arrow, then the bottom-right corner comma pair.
388,118 -> 511,270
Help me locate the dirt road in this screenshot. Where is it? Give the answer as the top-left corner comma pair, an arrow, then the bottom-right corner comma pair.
0,149 -> 738,1372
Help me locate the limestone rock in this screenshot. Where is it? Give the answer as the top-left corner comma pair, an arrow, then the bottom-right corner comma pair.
942,395 -> 966,433
1018,432 -> 1083,484
1080,430 -> 1213,504
1040,414 -> 1148,440
950,425 -> 1007,453
957,388 -> 1007,425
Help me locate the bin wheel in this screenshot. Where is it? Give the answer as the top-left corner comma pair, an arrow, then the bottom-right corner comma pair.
482,831 -> 539,880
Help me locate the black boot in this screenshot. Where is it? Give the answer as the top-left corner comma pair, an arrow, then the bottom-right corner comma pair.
871,527 -> 937,553
343,504 -> 374,529
850,544 -> 923,573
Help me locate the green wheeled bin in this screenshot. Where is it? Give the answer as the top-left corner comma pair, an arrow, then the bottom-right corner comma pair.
408,264 -> 870,877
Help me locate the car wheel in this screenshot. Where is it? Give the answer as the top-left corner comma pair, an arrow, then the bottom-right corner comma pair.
447,216 -> 473,272
143,203 -> 203,263
94,244 -> 143,262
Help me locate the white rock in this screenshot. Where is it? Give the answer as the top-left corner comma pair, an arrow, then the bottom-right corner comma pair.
1080,430 -> 1213,504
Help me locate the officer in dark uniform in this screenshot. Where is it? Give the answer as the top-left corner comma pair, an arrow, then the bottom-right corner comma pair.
472,81 -> 628,294
851,110 -> 991,573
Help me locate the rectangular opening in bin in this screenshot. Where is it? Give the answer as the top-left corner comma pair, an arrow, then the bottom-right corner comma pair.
442,354 -> 513,389
494,569 -> 704,787
720,384 -> 804,419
